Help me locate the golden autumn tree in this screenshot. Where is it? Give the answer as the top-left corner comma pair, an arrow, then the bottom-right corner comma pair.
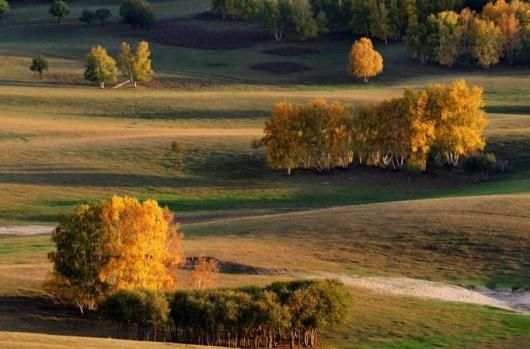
347,37 -> 384,82
426,80 -> 487,167
99,196 -> 182,291
297,99 -> 352,171
262,101 -> 303,175
188,257 -> 220,290
46,196 -> 183,313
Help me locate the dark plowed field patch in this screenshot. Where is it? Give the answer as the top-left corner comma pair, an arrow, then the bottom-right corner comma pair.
263,46 -> 321,56
151,20 -> 269,49
250,62 -> 313,74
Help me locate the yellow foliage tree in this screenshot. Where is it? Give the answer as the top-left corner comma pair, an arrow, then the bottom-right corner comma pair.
426,80 -> 487,166
99,196 -> 182,291
471,17 -> 505,69
347,37 -> 384,82
262,101 -> 303,175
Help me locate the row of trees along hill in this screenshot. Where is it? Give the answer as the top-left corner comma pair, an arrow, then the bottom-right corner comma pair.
101,279 -> 352,347
209,0 -> 482,41
262,80 -> 487,175
45,196 -> 183,313
84,41 -> 153,88
406,0 -> 530,67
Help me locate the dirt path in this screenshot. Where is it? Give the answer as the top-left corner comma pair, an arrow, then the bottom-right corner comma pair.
0,225 -> 53,236
315,272 -> 530,314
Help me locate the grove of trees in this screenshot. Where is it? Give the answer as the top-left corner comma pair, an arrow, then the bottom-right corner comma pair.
406,0 -> 530,67
45,196 -> 183,313
209,0 -> 475,42
84,41 -> 153,88
102,279 -> 353,348
79,8 -> 112,25
208,0 -> 529,66
262,80 -> 488,174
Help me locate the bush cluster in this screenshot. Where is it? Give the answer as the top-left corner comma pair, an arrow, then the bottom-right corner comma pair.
262,80 -> 488,175
463,152 -> 496,173
102,279 -> 352,348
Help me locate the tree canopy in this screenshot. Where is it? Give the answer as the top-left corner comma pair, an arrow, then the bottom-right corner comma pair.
84,45 -> 118,88
262,80 -> 487,174
120,0 -> 155,29
49,0 -> 70,23
46,196 -> 183,313
347,37 -> 384,82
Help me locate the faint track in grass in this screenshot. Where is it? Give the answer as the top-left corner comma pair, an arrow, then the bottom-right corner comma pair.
314,272 -> 530,314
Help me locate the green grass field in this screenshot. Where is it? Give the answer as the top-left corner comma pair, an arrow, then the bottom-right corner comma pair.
0,0 -> 529,348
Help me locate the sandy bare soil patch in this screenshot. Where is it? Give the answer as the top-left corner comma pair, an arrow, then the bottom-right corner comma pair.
318,273 -> 530,313
0,226 -> 52,236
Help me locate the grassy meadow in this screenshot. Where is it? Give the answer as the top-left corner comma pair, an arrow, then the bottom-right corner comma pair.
0,0 -> 529,348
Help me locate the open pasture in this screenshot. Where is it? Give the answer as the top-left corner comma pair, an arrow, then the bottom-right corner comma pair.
0,0 -> 529,348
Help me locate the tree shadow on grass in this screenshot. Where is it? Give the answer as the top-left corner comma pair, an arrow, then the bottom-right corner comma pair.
0,296 -> 111,338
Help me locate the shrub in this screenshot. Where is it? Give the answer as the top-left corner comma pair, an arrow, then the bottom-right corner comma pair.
79,9 -> 96,25
405,157 -> 426,174
463,152 -> 497,174
49,0 -> 70,23
427,145 -> 445,169
119,0 -> 154,29
95,8 -> 112,25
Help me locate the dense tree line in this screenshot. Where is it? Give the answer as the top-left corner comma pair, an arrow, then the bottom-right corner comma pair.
102,279 -> 353,348
406,0 -> 530,67
45,196 -> 183,313
262,80 -> 487,174
209,0 -> 470,41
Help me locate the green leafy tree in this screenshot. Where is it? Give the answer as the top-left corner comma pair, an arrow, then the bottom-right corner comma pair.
95,8 -> 112,25
368,0 -> 390,45
79,9 -> 96,25
263,0 -> 290,41
120,0 -> 155,29
102,289 -> 169,341
49,0 -> 70,23
84,45 -> 118,88
0,0 -> 9,20
30,55 -> 49,79
45,204 -> 108,313
350,0 -> 371,36
289,0 -> 318,41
